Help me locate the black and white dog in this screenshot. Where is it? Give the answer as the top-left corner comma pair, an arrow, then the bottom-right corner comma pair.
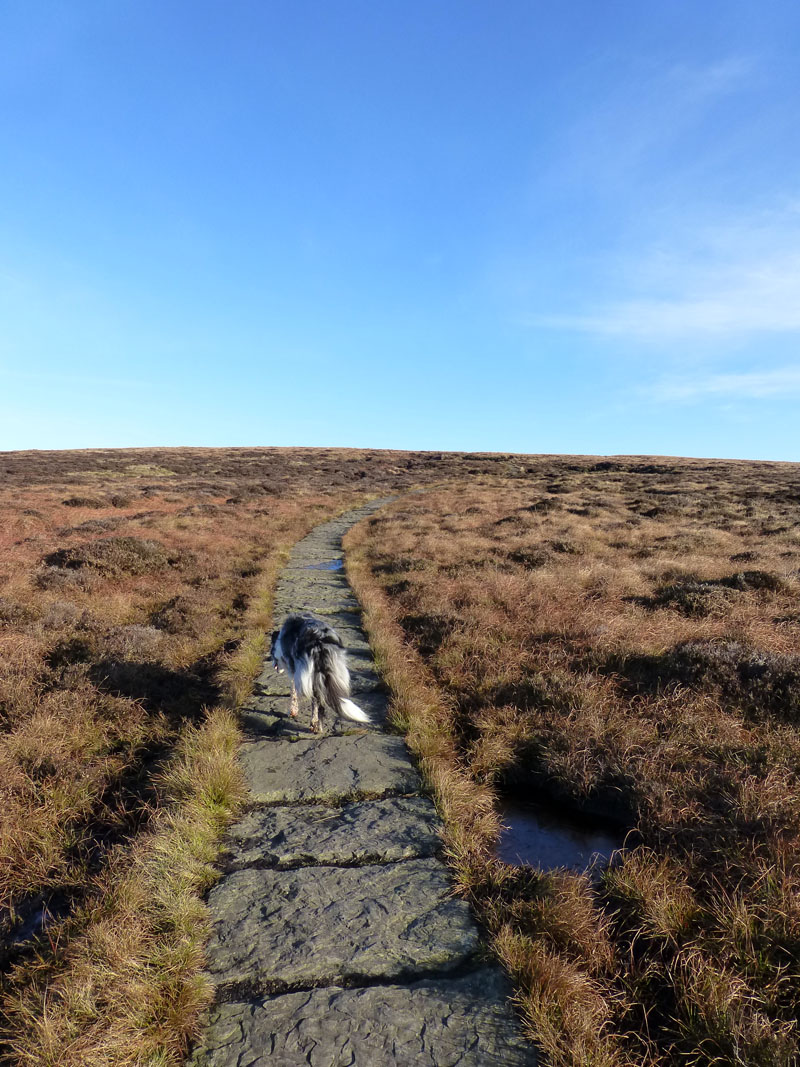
269,612 -> 370,733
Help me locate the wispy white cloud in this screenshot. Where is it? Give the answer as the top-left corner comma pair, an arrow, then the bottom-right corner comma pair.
512,50 -> 800,345
665,56 -> 756,102
1,367 -> 150,391
531,202 -> 800,341
540,251 -> 800,338
646,365 -> 800,403
543,52 -> 759,194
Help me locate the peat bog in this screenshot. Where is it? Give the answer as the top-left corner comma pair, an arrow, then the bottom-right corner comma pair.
347,455 -> 800,1066
496,799 -> 625,874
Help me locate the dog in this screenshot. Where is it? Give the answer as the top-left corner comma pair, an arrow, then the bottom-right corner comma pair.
269,612 -> 370,733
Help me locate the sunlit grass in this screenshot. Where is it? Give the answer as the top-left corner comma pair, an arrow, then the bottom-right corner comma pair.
345,458 -> 800,1065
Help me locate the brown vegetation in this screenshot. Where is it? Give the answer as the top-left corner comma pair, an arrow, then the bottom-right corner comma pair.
0,445 -> 471,1065
5,446 -> 799,1065
345,456 -> 800,1066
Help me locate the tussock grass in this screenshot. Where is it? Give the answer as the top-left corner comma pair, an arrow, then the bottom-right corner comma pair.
0,448 -> 419,1064
3,709 -> 243,1067
346,457 -> 800,1065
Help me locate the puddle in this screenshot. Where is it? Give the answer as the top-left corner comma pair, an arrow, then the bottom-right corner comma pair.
304,559 -> 344,571
497,800 -> 624,873
6,896 -> 69,951
11,907 -> 48,945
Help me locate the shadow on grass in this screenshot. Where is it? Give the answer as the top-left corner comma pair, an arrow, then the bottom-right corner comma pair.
90,657 -> 221,723
2,653 -> 225,971
603,641 -> 800,723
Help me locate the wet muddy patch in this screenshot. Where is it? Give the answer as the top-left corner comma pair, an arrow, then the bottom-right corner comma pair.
497,799 -> 624,873
304,559 -> 344,571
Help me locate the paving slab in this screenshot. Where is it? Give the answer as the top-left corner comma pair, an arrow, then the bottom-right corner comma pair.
240,731 -> 422,804
205,857 -> 480,994
224,795 -> 441,870
188,969 -> 536,1066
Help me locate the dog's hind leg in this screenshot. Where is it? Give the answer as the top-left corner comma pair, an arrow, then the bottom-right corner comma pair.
289,680 -> 299,719
311,660 -> 328,734
310,698 -> 324,734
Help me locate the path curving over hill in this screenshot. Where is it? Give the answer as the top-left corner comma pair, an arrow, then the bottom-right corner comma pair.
188,501 -> 536,1066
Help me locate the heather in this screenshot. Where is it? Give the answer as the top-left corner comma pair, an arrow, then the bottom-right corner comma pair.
346,456 -> 800,1065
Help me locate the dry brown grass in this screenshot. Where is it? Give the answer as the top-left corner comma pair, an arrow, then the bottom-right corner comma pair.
3,709 -> 244,1067
5,447 -> 799,1064
345,456 -> 800,1066
1,445 -> 488,1065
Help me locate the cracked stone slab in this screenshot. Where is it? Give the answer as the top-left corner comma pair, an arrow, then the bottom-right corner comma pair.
224,795 -> 441,870
239,692 -> 389,739
187,969 -> 536,1066
241,731 -> 421,803
237,706 -> 283,736
205,857 -> 479,994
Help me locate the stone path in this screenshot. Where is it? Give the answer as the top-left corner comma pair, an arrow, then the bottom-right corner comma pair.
188,502 -> 536,1066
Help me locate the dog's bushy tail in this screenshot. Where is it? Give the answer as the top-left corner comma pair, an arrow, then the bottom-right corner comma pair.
313,643 -> 370,724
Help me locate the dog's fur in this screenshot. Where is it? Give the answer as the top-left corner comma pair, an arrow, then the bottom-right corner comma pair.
269,612 -> 369,733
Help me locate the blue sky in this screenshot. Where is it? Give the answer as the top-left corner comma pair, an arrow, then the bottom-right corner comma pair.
2,1 -> 799,460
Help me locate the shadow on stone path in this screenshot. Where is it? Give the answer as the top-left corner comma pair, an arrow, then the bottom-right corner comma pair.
188,501 -> 536,1066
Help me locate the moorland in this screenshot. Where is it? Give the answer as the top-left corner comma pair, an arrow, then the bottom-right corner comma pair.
346,455 -> 800,1066
1,446 -> 798,1066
